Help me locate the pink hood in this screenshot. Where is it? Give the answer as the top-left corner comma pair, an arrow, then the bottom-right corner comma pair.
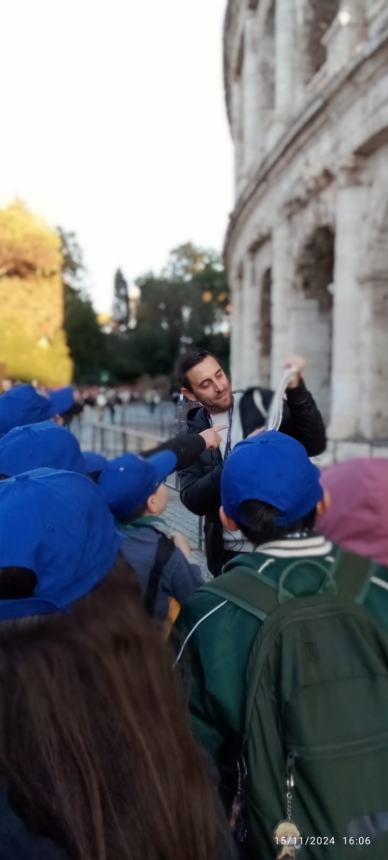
318,458 -> 388,566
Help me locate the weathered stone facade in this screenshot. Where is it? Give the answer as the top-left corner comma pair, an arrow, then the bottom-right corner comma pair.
224,0 -> 388,459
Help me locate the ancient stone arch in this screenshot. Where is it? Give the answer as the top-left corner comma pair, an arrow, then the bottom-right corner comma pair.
297,226 -> 335,310
303,0 -> 340,80
259,267 -> 272,387
291,226 -> 335,422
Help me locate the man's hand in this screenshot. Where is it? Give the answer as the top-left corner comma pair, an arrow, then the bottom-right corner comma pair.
170,532 -> 192,560
284,354 -> 305,389
199,427 -> 227,449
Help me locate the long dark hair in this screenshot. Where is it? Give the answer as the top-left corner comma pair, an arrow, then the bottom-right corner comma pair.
0,554 -> 218,860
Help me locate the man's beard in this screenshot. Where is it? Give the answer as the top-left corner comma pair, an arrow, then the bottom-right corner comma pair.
202,392 -> 233,414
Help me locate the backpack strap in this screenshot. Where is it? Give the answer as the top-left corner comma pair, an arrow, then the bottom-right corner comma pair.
204,567 -> 283,622
277,559 -> 336,603
204,553 -> 363,622
144,534 -> 175,615
332,550 -> 373,603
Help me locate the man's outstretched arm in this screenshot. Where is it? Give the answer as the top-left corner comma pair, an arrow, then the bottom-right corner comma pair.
279,354 -> 326,456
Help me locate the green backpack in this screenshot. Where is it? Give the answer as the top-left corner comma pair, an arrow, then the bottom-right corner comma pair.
205,551 -> 388,859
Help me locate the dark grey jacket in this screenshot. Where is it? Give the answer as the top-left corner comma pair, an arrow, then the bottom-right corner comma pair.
178,382 -> 326,576
120,519 -> 202,620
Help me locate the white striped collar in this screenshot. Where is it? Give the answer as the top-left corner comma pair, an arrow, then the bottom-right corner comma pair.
256,533 -> 333,559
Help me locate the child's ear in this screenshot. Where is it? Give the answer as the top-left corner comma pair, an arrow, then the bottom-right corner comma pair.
317,489 -> 331,518
146,494 -> 156,514
219,506 -> 239,532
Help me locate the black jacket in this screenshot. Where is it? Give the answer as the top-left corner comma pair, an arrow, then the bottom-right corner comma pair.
178,382 -> 326,576
0,792 -> 67,859
142,431 -> 206,471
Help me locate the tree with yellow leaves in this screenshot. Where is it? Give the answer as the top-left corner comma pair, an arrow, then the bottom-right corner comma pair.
0,202 -> 72,385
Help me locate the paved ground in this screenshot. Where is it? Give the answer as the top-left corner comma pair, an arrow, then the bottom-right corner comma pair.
163,483 -> 211,581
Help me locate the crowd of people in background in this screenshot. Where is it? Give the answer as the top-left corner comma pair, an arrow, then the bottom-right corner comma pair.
0,352 -> 386,859
0,380 -> 172,425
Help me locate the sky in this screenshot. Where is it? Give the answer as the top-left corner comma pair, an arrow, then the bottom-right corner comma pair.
0,0 -> 234,312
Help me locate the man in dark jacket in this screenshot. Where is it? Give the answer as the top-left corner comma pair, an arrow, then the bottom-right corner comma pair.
177,349 -> 326,576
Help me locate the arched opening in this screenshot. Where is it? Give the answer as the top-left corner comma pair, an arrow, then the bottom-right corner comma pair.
298,227 -> 335,311
259,268 -> 272,387
292,227 -> 335,422
304,0 -> 340,80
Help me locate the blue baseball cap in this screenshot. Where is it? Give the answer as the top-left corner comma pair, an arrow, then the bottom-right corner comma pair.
221,431 -> 323,527
48,386 -> 76,416
0,468 -> 120,620
98,450 -> 177,519
0,385 -> 56,436
83,450 -> 108,475
0,422 -> 86,477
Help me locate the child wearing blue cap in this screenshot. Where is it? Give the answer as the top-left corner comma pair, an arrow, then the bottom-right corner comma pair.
0,384 -> 82,439
0,384 -> 57,436
98,450 -> 203,628
175,432 -> 388,857
175,431 -> 328,741
0,421 -> 87,477
0,468 -> 235,860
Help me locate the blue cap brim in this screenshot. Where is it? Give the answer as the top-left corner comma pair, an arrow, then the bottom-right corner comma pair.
146,450 -> 177,485
48,387 -> 75,417
83,451 -> 108,474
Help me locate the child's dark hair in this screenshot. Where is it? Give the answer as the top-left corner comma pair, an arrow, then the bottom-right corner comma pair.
237,499 -> 317,546
88,470 -> 103,484
0,567 -> 36,599
117,504 -> 147,525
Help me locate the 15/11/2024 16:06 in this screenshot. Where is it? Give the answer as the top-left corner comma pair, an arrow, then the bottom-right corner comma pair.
274,835 -> 372,848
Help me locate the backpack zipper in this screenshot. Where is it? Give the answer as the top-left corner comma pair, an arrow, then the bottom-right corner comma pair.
288,730 -> 388,764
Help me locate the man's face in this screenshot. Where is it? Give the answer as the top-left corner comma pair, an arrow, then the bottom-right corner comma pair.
183,356 -> 233,413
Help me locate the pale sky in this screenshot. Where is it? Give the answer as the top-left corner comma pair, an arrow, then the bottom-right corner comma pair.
0,0 -> 233,312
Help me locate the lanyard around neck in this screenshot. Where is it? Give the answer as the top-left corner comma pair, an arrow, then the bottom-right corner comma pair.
210,401 -> 234,460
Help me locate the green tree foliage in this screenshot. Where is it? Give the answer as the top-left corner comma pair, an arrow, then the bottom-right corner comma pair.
56,236 -> 230,385
57,227 -> 86,292
112,268 -> 129,330
135,243 -> 230,377
59,229 -> 106,383
103,331 -> 141,382
64,289 -> 106,382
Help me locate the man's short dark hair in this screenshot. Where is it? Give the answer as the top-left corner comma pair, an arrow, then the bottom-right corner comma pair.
237,499 -> 317,546
177,349 -> 213,389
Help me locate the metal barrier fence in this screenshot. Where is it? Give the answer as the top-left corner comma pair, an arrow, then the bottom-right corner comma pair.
91,401 -> 179,439
90,421 -> 164,457
89,421 -> 204,552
